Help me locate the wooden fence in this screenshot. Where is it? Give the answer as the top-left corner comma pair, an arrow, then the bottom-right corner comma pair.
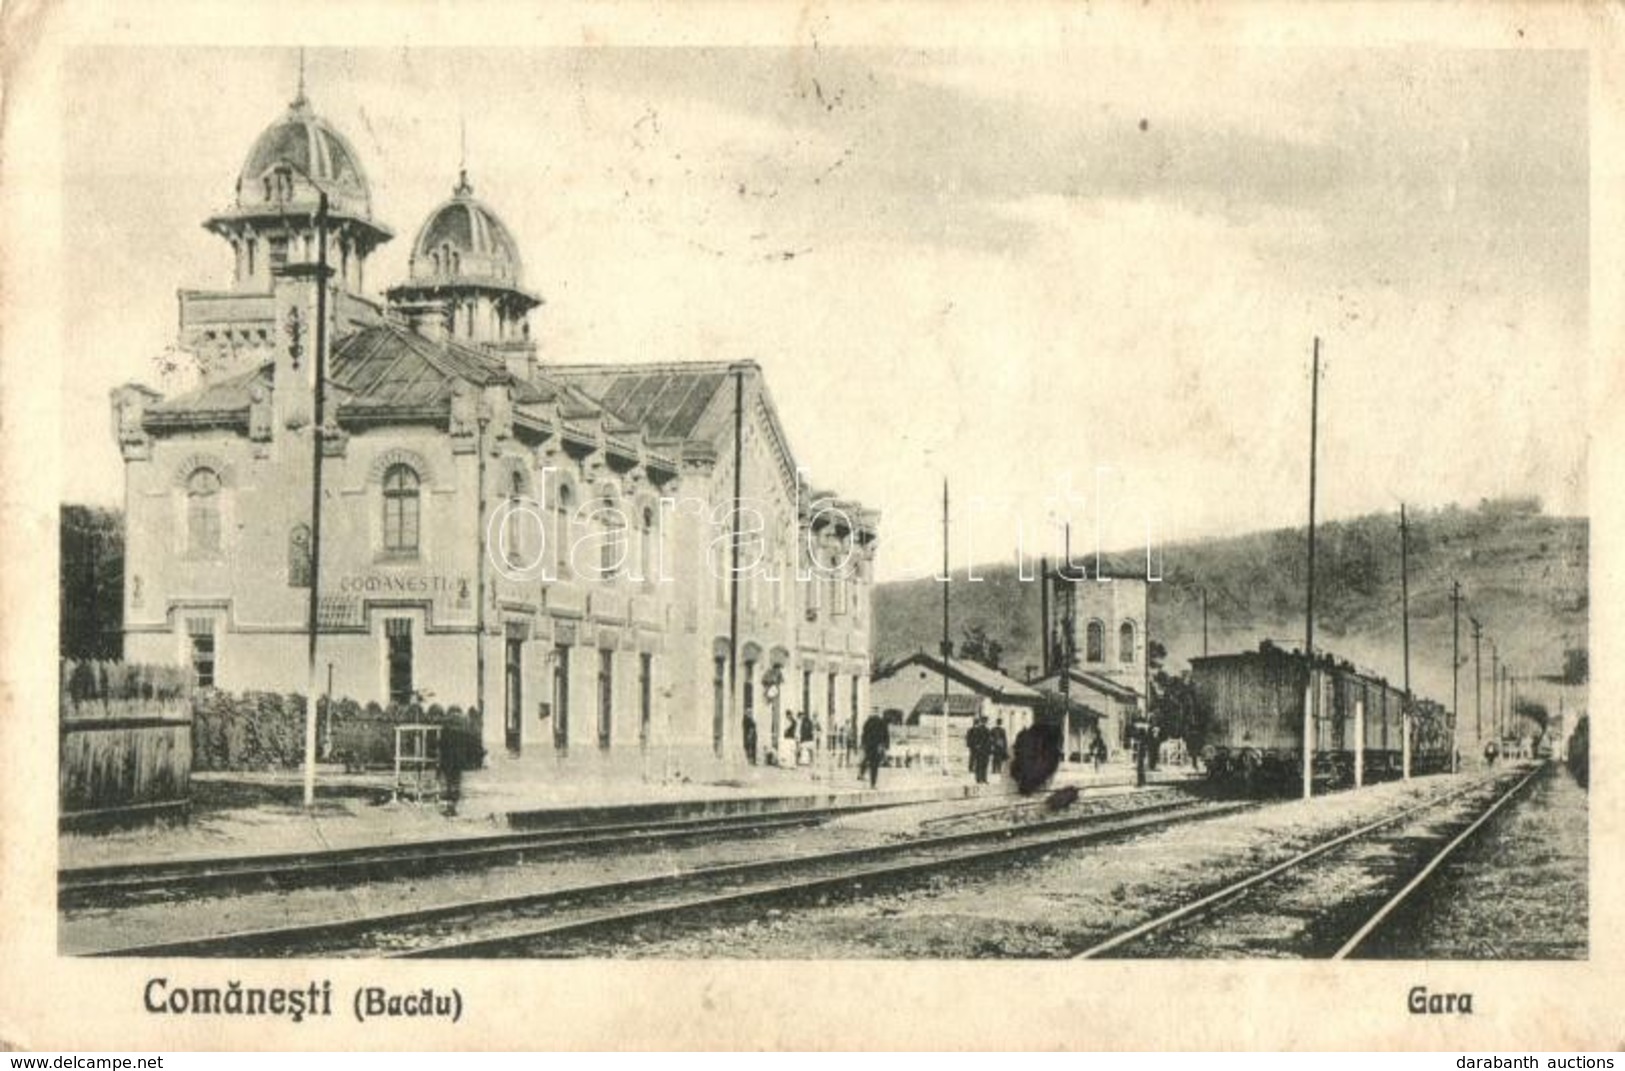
60,661 -> 192,828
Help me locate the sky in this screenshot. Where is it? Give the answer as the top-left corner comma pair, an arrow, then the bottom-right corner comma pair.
61,45 -> 1589,582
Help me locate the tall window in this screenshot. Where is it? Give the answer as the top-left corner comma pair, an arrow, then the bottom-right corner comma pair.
1086,620 -> 1105,663
639,652 -> 653,747
382,464 -> 421,555
269,235 -> 289,271
187,617 -> 216,689
597,649 -> 614,750
287,524 -> 311,587
502,469 -> 528,565
553,484 -> 574,577
640,506 -> 656,581
186,469 -> 222,556
552,643 -> 571,752
599,500 -> 626,579
386,618 -> 413,706
771,527 -> 785,612
1119,621 -> 1136,664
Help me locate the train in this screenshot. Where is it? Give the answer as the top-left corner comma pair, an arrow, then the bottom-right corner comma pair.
1190,641 -> 1455,792
1567,714 -> 1589,788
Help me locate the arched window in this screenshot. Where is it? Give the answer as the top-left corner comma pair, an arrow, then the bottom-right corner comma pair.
640,505 -> 656,580
599,497 -> 626,579
1085,620 -> 1105,663
502,469 -> 528,564
287,523 -> 312,587
1120,621 -> 1136,664
553,484 -> 574,576
186,469 -> 222,556
382,464 -> 421,554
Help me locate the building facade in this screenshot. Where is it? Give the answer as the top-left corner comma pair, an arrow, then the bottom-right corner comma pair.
111,85 -> 878,774
1041,568 -> 1149,751
870,652 -> 1042,761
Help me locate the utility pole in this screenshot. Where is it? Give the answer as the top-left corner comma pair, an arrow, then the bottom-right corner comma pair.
1060,523 -> 1073,763
1302,338 -> 1321,800
940,479 -> 950,774
1450,580 -> 1463,773
1201,585 -> 1209,658
1399,503 -> 1411,781
301,186 -> 330,810
1039,555 -> 1051,677
1471,617 -> 1482,758
725,364 -> 745,761
1490,641 -> 1500,747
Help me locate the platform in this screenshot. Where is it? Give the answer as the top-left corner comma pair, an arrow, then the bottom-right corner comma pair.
57,753 -> 1196,871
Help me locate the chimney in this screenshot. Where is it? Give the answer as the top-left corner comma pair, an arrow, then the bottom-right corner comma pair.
500,341 -> 538,384
397,299 -> 449,343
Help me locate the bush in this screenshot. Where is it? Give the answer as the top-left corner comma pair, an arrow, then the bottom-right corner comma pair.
328,700 -> 484,773
192,690 -> 309,771
177,687 -> 489,774
60,659 -> 191,718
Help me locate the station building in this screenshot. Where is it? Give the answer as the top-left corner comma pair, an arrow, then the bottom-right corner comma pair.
870,652 -> 1041,741
110,86 -> 879,773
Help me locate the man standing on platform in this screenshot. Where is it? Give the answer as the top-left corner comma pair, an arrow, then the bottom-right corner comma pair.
967,716 -> 993,785
989,718 -> 1010,777
859,711 -> 890,789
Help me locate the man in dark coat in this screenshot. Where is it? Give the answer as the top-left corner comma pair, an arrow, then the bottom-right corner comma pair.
859,712 -> 891,789
989,719 -> 1010,776
1011,719 -> 1063,795
742,712 -> 758,765
966,716 -> 993,784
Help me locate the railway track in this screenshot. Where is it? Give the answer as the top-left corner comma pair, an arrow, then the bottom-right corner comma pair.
58,804 -> 896,909
85,789 -> 1241,958
1072,765 -> 1543,960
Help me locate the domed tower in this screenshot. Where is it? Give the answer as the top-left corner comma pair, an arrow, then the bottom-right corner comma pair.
386,169 -> 542,377
203,86 -> 393,296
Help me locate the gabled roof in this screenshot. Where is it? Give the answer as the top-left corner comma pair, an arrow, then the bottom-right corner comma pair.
329,323 -> 507,409
910,693 -> 983,718
147,362 -> 270,422
874,651 -> 1041,704
1029,667 -> 1143,702
548,362 -> 733,441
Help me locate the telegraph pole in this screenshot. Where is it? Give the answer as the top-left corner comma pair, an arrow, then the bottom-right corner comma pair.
1399,503 -> 1411,781
301,187 -> 330,809
1060,523 -> 1073,761
1039,555 -> 1051,677
1449,580 -> 1463,773
725,364 -> 745,761
940,479 -> 950,773
1201,585 -> 1209,658
1490,641 -> 1500,747
1471,617 -> 1483,758
1302,338 -> 1321,801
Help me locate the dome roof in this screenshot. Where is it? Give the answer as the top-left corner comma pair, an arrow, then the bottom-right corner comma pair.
407,172 -> 526,288
235,95 -> 375,219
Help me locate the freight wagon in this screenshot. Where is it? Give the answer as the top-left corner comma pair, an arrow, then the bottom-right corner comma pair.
1191,642 -> 1454,792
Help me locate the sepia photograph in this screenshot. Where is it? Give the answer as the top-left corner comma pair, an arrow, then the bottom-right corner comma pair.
4,0 -> 1620,1052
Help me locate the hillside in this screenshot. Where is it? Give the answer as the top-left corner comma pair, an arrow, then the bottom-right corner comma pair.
873,499 -> 1588,709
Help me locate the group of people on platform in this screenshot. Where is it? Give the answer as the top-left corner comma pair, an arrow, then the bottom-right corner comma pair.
739,709 -> 844,769
963,716 -> 1010,784
738,706 -> 1173,797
